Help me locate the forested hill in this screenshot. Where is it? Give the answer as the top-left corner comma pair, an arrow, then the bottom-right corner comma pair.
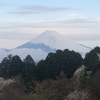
0,46 -> 100,100
0,49 -> 83,80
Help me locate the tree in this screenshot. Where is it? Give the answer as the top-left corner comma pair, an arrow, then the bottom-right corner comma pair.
21,55 -> 36,92
9,55 -> 23,77
63,50 -> 83,78
84,46 -> 100,73
0,54 -> 13,78
22,55 -> 36,82
37,49 -> 83,80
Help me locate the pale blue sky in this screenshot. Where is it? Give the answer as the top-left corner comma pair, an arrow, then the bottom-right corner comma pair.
0,0 -> 100,48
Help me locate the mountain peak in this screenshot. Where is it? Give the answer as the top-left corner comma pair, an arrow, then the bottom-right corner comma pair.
39,30 -> 61,37
43,30 -> 59,34
29,30 -> 91,53
30,30 -> 63,45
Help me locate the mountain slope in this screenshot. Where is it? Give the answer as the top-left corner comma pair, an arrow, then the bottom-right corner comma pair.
17,42 -> 56,52
30,30 -> 91,53
0,30 -> 91,62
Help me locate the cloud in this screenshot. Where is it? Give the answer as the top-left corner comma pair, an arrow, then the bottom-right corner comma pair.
0,17 -> 100,41
55,18 -> 100,30
8,5 -> 70,14
57,18 -> 100,24
0,2 -> 12,7
1,18 -> 100,29
0,48 -> 48,62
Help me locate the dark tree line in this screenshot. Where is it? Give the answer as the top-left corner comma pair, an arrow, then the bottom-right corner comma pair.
0,55 -> 23,78
0,49 -> 83,82
36,49 -> 83,80
0,47 -> 100,82
0,47 -> 100,99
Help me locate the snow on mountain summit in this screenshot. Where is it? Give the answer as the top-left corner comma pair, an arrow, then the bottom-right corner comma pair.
30,30 -> 91,53
30,30 -> 62,46
37,30 -> 61,38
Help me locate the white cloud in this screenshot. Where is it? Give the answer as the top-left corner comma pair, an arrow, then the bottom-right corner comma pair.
0,16 -> 100,41
8,5 -> 69,14
0,48 -> 48,62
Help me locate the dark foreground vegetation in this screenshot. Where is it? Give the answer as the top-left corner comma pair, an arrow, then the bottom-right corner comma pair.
0,47 -> 100,100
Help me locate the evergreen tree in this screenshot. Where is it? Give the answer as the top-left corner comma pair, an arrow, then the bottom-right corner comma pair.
84,46 -> 100,73
9,55 -> 23,77
0,54 -> 13,78
22,55 -> 36,82
37,49 -> 83,80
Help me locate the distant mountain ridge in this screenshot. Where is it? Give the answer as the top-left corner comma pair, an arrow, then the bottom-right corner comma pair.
0,30 -> 91,62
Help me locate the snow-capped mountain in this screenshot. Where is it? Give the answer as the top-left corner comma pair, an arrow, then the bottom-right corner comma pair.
29,30 -> 91,53
0,30 -> 91,62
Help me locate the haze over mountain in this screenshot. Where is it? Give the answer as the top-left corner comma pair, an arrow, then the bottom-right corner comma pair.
0,30 -> 91,62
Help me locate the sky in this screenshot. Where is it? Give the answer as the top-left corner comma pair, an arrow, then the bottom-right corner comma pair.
0,0 -> 100,49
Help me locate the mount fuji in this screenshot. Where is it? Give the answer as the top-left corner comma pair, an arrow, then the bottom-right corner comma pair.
0,30 -> 91,62
29,30 -> 91,52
